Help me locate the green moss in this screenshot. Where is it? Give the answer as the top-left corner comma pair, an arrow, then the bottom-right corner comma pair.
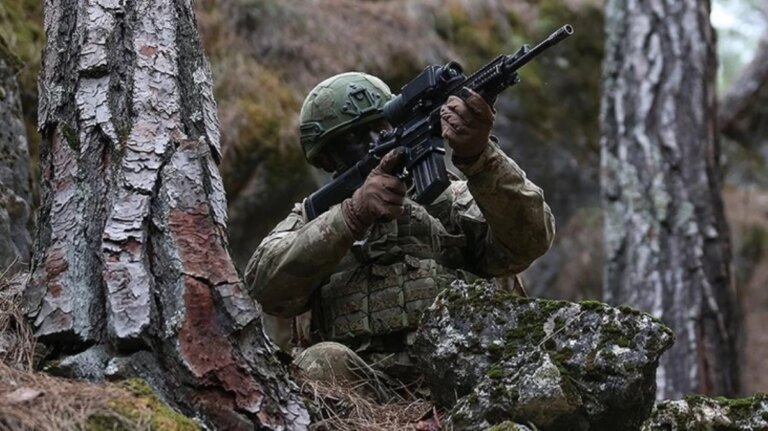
616,305 -> 643,316
713,396 -> 755,410
601,322 -> 631,348
487,366 -> 505,380
553,316 -> 566,331
501,299 -> 571,358
438,286 -> 463,303
119,378 -> 155,396
616,305 -> 668,329
537,298 -> 570,314
493,289 -> 518,303
579,300 -> 605,311
487,342 -> 503,360
551,346 -> 574,366
61,124 -> 79,152
86,379 -> 199,431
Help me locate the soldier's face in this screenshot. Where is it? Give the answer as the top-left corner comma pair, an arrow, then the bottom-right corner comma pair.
335,119 -> 393,168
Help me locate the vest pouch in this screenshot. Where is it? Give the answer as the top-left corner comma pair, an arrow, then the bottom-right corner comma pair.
318,257 -> 464,344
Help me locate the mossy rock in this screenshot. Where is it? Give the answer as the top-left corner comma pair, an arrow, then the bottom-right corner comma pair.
485,421 -> 533,431
414,279 -> 674,430
85,379 -> 199,431
642,394 -> 768,431
0,0 -> 44,186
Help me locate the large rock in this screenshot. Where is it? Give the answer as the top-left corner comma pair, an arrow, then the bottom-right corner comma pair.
641,395 -> 768,431
412,280 -> 673,430
0,40 -> 33,274
485,422 -> 534,431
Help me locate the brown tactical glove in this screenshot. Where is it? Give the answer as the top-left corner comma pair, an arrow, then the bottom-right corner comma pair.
440,89 -> 496,161
341,149 -> 407,238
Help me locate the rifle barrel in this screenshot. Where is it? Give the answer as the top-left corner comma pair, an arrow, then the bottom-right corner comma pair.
507,24 -> 574,71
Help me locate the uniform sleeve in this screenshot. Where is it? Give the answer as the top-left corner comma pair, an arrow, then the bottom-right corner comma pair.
244,203 -> 356,318
449,140 -> 556,277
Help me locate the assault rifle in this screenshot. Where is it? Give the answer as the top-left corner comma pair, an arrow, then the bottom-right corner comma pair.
304,24 -> 574,221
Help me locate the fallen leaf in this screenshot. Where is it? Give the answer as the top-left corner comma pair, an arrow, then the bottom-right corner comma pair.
3,388 -> 43,403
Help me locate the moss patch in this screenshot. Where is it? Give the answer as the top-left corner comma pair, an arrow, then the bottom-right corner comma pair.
86,379 -> 199,431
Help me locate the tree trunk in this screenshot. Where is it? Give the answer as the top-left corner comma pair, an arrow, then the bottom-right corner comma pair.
0,38 -> 33,275
600,0 -> 739,398
22,0 -> 309,428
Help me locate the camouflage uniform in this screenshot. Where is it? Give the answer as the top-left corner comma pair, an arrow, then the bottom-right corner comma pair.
245,140 -> 555,383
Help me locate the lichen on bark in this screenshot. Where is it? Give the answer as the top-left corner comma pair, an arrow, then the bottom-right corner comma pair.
600,0 -> 739,398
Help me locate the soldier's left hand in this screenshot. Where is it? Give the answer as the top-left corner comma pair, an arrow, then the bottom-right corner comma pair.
440,89 -> 495,160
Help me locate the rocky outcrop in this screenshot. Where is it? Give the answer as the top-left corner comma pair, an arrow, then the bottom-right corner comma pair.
484,422 -> 534,431
0,39 -> 32,275
413,280 -> 674,430
642,395 -> 768,431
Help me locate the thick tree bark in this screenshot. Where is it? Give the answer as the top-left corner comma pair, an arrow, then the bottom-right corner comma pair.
600,0 -> 739,398
0,38 -> 33,275
22,0 -> 309,428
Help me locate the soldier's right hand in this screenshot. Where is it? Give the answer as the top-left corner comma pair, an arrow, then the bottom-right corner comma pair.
341,149 -> 406,238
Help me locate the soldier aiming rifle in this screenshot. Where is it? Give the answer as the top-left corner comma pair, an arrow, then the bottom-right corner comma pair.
245,25 -> 572,400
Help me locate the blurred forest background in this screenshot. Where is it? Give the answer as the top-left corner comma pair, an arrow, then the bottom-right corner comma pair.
1,0 -> 767,396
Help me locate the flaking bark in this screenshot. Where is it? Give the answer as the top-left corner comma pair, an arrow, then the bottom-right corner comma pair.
600,0 -> 739,398
24,0 -> 309,428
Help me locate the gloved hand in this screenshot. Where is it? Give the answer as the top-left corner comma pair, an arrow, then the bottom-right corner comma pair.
341,149 -> 407,238
440,89 -> 496,160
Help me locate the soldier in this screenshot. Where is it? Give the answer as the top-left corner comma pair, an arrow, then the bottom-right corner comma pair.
244,72 -> 555,394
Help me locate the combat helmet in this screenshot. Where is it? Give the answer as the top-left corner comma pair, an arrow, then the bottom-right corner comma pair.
299,72 -> 393,166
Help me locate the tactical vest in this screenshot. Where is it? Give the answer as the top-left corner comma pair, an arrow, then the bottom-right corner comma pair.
312,199 -> 478,348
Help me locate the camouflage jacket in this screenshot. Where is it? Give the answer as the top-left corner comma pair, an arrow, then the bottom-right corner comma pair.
245,141 -> 555,346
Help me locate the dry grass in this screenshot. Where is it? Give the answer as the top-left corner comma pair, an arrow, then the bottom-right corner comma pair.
0,270 -> 187,431
0,268 -> 128,430
0,362 -> 139,431
0,267 -> 433,430
298,372 -> 438,431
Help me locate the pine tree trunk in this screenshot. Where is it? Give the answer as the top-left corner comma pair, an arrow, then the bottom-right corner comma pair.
0,39 -> 33,275
600,0 -> 739,398
22,0 -> 309,428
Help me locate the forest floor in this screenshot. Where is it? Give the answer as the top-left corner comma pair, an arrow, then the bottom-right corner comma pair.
0,273 -> 199,430
0,271 -> 437,430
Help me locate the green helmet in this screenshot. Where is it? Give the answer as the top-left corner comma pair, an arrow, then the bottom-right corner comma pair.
299,72 -> 393,166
